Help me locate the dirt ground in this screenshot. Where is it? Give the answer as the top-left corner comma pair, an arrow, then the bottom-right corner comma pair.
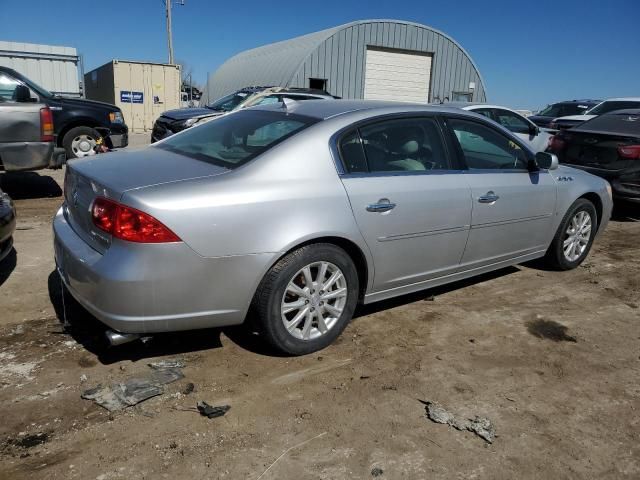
0,164 -> 639,480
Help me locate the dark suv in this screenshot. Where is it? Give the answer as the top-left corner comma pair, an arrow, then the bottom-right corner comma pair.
151,86 -> 335,142
529,100 -> 600,128
0,66 -> 128,158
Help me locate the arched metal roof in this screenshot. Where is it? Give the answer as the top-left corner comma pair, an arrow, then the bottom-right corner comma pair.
206,19 -> 486,103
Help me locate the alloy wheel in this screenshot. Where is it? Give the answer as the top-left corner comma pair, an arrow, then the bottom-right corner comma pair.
71,134 -> 97,157
280,261 -> 348,341
563,210 -> 592,262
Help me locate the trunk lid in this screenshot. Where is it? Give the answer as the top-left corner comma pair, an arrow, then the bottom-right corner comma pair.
561,131 -> 639,170
64,146 -> 229,253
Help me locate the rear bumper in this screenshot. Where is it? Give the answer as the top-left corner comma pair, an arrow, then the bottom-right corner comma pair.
53,205 -> 275,334
0,141 -> 54,171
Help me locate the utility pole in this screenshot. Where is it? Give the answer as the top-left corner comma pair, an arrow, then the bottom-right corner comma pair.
165,0 -> 174,64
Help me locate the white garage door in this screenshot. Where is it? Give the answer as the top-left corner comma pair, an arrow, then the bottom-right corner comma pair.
363,47 -> 432,103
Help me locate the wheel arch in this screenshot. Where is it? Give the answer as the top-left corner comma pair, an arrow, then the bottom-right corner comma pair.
265,235 -> 372,302
57,119 -> 102,147
579,192 -> 603,227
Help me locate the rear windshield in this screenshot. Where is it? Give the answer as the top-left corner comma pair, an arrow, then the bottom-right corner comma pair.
587,101 -> 640,116
155,110 -> 318,169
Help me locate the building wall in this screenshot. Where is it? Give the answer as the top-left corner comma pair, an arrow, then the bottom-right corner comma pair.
85,61 -> 181,133
0,41 -> 80,97
207,20 -> 486,104
289,22 -> 485,102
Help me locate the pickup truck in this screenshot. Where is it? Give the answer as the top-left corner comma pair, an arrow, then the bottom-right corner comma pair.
0,66 -> 128,159
0,101 -> 65,171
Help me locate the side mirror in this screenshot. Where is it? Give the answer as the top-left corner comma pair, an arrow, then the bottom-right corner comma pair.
529,124 -> 540,136
13,85 -> 33,103
535,151 -> 559,170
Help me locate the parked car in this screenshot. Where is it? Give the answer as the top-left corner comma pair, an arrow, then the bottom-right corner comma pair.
0,66 -> 128,159
549,109 -> 640,203
0,187 -> 16,262
151,86 -> 336,142
0,100 -> 65,171
529,100 -> 600,128
54,100 -> 612,355
549,98 -> 640,131
457,103 -> 552,153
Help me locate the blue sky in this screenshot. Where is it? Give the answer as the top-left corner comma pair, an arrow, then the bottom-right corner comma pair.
1,0 -> 638,109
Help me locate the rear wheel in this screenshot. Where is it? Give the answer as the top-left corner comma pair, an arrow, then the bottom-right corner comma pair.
63,126 -> 101,159
545,198 -> 597,270
252,244 -> 359,355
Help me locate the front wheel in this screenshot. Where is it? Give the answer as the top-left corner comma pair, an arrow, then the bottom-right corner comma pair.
545,198 -> 598,270
63,126 -> 101,159
252,244 -> 359,355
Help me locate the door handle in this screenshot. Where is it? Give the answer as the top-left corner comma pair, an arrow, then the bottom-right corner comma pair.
478,191 -> 500,203
366,198 -> 396,213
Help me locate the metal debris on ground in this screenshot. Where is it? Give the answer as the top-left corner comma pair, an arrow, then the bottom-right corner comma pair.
197,401 -> 231,419
423,400 -> 496,443
148,359 -> 185,369
371,466 -> 384,477
81,368 -> 184,411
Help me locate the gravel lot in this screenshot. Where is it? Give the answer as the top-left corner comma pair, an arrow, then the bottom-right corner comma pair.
0,149 -> 639,479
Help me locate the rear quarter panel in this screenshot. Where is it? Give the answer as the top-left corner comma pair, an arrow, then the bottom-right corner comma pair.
121,122 -> 374,282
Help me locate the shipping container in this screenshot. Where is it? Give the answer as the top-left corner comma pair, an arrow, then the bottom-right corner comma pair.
0,41 -> 81,97
84,60 -> 181,133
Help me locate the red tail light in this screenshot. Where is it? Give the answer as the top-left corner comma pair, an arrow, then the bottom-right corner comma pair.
617,144 -> 640,159
548,135 -> 566,153
40,107 -> 54,142
91,197 -> 181,243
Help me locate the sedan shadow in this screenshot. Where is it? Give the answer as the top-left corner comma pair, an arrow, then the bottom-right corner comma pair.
0,172 -> 62,199
354,266 -> 520,318
47,270 -> 287,364
611,201 -> 640,222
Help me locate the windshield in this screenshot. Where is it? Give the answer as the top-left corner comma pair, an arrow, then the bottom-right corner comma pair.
207,91 -> 254,112
587,100 -> 640,116
537,104 -> 562,117
155,110 -> 318,169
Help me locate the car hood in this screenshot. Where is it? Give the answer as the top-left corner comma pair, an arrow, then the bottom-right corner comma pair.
161,107 -> 223,121
555,114 -> 596,122
56,96 -> 120,112
69,145 -> 229,195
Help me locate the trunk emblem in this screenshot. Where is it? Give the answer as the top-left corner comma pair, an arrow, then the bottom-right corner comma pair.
72,186 -> 79,206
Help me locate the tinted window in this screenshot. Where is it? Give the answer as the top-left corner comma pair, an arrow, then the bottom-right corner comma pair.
563,103 -> 593,116
493,109 -> 531,134
473,108 -> 495,120
358,118 -> 449,173
449,118 -> 529,170
156,110 -> 317,169
588,101 -> 640,116
339,130 -> 368,173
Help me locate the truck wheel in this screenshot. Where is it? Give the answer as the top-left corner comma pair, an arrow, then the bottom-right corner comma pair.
63,127 -> 101,159
252,244 -> 359,356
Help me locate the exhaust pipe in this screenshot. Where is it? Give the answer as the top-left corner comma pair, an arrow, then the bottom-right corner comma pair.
105,330 -> 141,346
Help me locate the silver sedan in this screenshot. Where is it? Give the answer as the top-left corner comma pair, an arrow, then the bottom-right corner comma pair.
53,100 -> 612,355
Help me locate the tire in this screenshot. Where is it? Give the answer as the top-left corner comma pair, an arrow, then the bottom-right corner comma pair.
252,243 -> 359,356
62,126 -> 101,159
545,198 -> 598,270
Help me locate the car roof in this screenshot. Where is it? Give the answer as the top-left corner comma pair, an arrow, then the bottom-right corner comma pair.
251,99 -> 475,120
600,97 -> 640,102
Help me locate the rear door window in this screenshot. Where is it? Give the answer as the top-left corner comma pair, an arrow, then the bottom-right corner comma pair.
492,109 -> 532,134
